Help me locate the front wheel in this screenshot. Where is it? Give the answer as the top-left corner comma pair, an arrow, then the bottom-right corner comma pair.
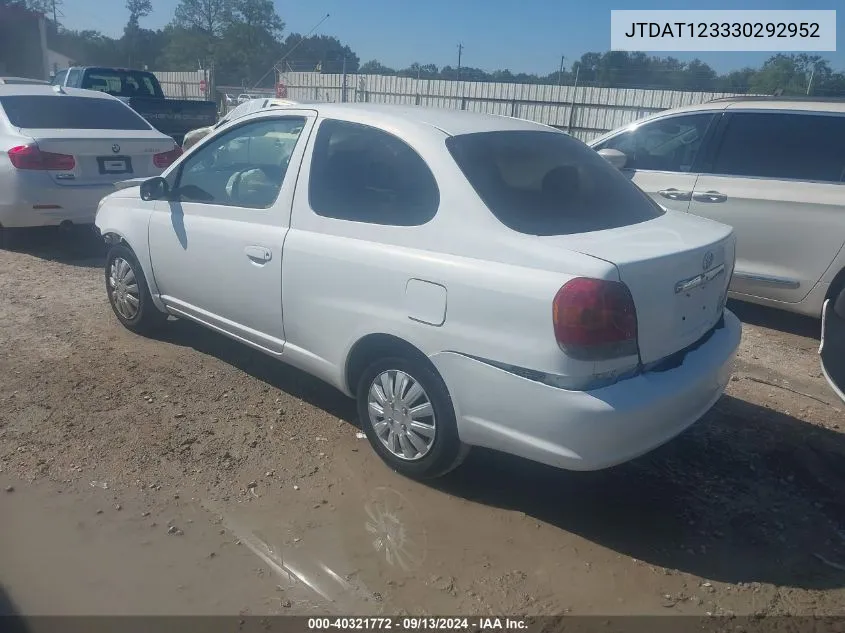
356,356 -> 468,479
105,244 -> 167,334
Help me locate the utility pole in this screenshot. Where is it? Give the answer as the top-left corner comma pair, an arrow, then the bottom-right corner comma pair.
52,0 -> 57,24
807,65 -> 816,95
457,43 -> 463,82
559,55 -> 565,86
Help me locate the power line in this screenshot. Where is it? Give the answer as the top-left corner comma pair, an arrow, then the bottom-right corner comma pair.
250,12 -> 331,90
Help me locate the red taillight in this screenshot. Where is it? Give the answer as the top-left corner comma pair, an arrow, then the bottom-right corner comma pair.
553,277 -> 639,360
8,145 -> 75,171
153,146 -> 182,169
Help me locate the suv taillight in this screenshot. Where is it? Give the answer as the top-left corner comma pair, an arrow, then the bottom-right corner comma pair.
553,277 -> 639,360
153,146 -> 182,169
8,145 -> 75,170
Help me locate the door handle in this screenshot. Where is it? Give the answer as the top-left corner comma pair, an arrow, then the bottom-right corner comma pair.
657,188 -> 692,201
692,190 -> 727,203
244,245 -> 272,263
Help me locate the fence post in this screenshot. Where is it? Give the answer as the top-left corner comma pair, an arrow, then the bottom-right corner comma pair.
511,99 -> 517,117
461,97 -> 466,110
341,56 -> 347,103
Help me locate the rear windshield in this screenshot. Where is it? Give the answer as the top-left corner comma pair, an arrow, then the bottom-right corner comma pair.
446,130 -> 664,236
80,70 -> 163,98
0,95 -> 151,130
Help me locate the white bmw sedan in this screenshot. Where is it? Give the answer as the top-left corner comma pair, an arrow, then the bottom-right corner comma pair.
0,84 -> 181,241
95,103 -> 742,479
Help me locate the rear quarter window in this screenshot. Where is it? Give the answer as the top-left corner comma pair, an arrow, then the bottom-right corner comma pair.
446,130 -> 665,236
0,95 -> 151,130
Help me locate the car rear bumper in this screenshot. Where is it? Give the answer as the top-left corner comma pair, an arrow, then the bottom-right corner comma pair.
430,309 -> 742,471
0,183 -> 111,228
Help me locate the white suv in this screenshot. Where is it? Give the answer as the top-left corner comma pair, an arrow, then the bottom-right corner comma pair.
590,97 -> 845,322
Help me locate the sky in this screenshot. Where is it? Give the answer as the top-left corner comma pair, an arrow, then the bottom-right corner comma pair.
59,0 -> 844,75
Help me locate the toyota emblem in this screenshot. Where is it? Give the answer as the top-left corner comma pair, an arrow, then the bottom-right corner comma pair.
702,251 -> 714,270
112,144 -> 121,154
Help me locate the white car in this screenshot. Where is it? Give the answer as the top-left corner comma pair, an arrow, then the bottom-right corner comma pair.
0,84 -> 181,241
183,98 -> 303,151
96,103 -> 744,478
0,77 -> 49,85
589,97 -> 845,322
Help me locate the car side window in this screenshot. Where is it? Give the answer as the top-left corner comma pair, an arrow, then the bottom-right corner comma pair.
712,112 -> 845,183
52,69 -> 67,86
595,113 -> 714,173
175,116 -> 306,209
308,119 -> 440,226
66,69 -> 81,87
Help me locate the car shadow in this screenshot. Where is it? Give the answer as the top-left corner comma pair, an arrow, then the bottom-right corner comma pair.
151,318 -> 845,590
1,226 -> 105,269
434,394 -> 845,590
728,299 -> 820,340
153,317 -> 358,425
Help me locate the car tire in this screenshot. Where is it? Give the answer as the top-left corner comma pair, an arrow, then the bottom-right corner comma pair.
356,356 -> 469,480
105,244 -> 167,335
834,286 -> 845,319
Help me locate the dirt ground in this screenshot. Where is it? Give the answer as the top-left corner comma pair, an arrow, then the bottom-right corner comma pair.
1,228 -> 844,617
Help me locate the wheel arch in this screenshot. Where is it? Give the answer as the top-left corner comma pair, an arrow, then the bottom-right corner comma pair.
827,266 -> 845,304
344,333 -> 437,396
102,230 -> 166,313
101,230 -> 132,249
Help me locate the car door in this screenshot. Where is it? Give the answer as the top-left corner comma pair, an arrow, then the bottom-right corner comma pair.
50,69 -> 67,86
591,112 -> 717,213
821,293 -> 845,403
281,118 -> 443,382
147,110 -> 315,354
689,110 -> 845,304
66,68 -> 81,88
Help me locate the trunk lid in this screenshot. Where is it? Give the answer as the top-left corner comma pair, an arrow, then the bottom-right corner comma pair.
22,129 -> 175,187
545,210 -> 735,365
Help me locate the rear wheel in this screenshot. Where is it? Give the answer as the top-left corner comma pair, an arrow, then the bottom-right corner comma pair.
356,356 -> 468,479
105,244 -> 167,334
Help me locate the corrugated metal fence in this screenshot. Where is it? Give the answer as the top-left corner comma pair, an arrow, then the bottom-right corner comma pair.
152,70 -> 211,100
279,72 -> 747,141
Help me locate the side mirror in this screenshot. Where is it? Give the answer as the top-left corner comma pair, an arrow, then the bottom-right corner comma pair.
140,176 -> 169,201
598,148 -> 628,170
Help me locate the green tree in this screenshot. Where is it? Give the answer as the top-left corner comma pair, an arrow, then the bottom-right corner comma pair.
123,0 -> 153,67
173,0 -> 232,36
280,34 -> 359,73
360,60 -> 394,75
747,54 -> 819,95
232,0 -> 282,34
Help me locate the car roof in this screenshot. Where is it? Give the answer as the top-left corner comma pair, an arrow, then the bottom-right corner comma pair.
69,66 -> 153,73
0,76 -> 49,85
638,96 -> 845,116
265,102 -> 553,136
0,84 -> 120,99
717,96 -> 845,114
